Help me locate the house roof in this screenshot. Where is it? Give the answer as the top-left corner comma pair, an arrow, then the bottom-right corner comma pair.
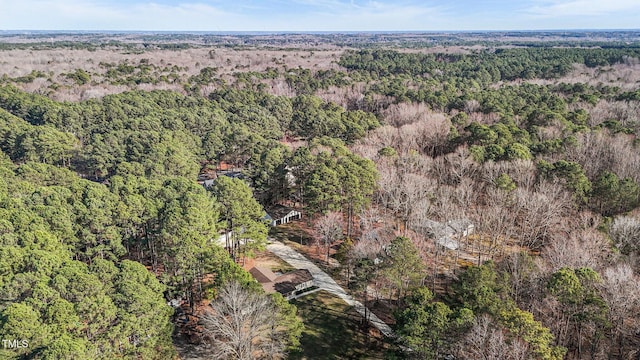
265,204 -> 300,220
249,266 -> 277,284
413,218 -> 473,251
197,173 -> 216,181
437,237 -> 459,250
215,170 -> 245,179
272,269 -> 314,294
416,218 -> 473,238
446,219 -> 474,233
254,268 -> 314,295
274,282 -> 297,295
275,268 -> 313,285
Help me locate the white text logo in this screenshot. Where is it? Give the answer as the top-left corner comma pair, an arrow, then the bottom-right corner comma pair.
2,339 -> 29,349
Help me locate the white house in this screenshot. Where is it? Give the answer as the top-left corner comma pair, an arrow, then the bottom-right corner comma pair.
264,205 -> 301,226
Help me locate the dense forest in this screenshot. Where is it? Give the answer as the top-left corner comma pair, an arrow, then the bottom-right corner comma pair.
1,33 -> 640,359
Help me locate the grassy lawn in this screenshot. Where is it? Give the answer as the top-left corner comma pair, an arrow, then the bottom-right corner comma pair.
290,290 -> 393,360
270,222 -> 314,246
252,249 -> 296,274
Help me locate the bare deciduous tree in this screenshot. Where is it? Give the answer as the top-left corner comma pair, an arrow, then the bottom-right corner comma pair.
513,181 -> 571,250
543,228 -> 609,272
431,147 -> 478,186
500,252 -> 544,305
377,162 -> 437,235
566,131 -> 640,184
464,99 -> 481,114
356,228 -> 394,259
475,190 -> 518,261
381,102 -> 434,127
358,206 -> 383,233
609,215 -> 640,255
201,281 -> 288,360
602,263 -> 640,359
455,315 -> 530,360
315,211 -> 343,262
588,99 -> 640,130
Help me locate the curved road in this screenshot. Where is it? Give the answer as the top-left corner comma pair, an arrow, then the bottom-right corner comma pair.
266,240 -> 396,338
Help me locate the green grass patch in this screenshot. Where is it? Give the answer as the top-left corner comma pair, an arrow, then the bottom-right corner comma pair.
290,290 -> 392,360
271,262 -> 296,274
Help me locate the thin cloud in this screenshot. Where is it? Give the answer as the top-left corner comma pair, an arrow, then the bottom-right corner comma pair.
527,0 -> 640,17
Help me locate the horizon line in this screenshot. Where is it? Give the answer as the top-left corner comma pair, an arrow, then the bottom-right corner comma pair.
2,29 -> 640,35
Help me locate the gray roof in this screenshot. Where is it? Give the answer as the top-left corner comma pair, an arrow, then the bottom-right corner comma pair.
446,219 -> 474,233
437,237 -> 459,250
265,205 -> 301,221
272,269 -> 313,294
414,218 -> 473,251
416,218 -> 473,237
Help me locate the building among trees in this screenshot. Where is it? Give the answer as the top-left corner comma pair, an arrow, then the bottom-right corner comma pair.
264,205 -> 302,226
249,267 -> 314,300
416,219 -> 475,250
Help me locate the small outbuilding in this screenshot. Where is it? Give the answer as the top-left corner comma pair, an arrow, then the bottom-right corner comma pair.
264,205 -> 302,227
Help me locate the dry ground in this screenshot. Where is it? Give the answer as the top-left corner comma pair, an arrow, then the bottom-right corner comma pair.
242,247 -> 296,274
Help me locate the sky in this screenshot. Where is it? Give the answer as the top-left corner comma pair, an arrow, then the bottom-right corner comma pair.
0,0 -> 639,32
